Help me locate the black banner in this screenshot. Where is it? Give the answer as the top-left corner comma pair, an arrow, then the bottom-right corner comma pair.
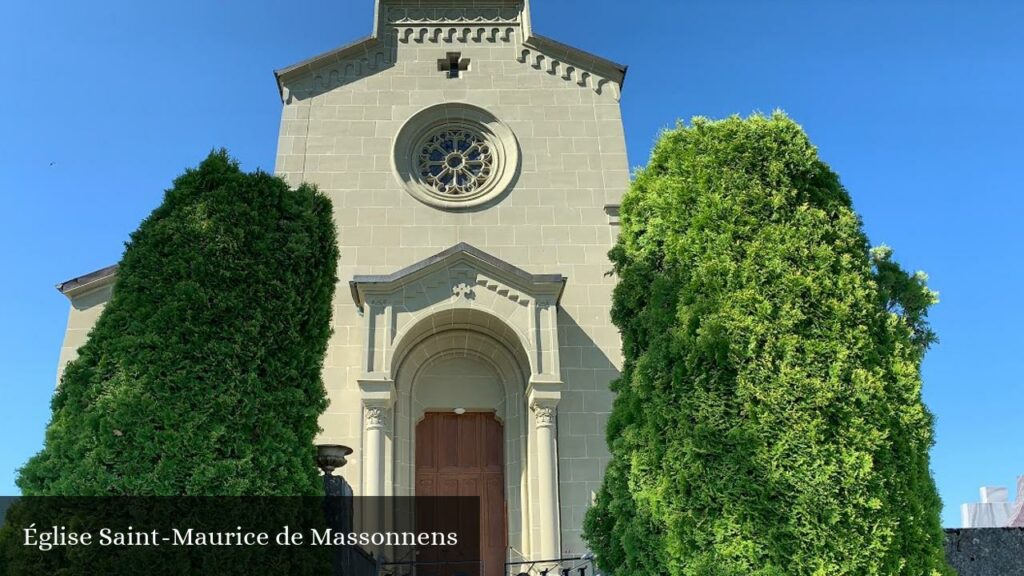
0,496 -> 479,576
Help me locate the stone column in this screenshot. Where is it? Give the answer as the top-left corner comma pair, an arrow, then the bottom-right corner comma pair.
362,399 -> 392,558
531,400 -> 561,561
359,378 -> 396,498
363,403 -> 390,497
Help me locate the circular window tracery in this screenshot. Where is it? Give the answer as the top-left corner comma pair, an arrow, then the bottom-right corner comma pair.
393,103 -> 519,211
418,127 -> 494,197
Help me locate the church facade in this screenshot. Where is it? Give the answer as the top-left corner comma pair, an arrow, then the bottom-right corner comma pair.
55,0 -> 628,570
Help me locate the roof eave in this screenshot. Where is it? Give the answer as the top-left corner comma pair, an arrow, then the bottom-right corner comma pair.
524,32 -> 628,87
273,35 -> 380,100
56,264 -> 118,300
272,27 -> 629,102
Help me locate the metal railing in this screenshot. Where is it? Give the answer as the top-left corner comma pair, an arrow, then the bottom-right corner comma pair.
375,554 -> 597,576
379,558 -> 483,576
505,555 -> 597,576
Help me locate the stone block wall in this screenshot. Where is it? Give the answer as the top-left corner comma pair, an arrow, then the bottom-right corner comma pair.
274,3 -> 628,556
55,285 -> 113,384
945,528 -> 1024,575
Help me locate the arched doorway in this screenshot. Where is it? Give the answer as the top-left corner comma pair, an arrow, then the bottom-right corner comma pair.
400,331 -> 523,576
390,312 -> 532,558
350,244 -> 569,565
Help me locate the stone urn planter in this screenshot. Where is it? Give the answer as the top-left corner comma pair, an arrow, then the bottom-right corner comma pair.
315,444 -> 353,476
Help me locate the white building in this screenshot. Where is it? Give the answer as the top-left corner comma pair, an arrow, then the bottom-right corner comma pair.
962,477 -> 1024,528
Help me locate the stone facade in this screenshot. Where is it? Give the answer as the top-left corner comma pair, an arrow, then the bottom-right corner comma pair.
273,0 -> 628,561
54,265 -> 117,384
55,0 -> 628,566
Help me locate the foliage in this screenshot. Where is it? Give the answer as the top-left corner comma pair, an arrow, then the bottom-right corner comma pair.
584,114 -> 950,575
18,150 -> 338,495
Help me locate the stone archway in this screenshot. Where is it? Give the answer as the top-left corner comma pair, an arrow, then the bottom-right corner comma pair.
349,243 -> 568,561
395,321 -> 529,558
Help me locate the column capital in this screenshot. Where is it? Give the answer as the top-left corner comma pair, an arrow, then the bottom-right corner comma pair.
530,402 -> 557,428
364,405 -> 391,431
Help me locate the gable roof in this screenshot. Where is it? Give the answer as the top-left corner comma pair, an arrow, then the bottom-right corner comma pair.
525,33 -> 627,88
274,35 -> 380,100
349,242 -> 566,309
273,0 -> 627,100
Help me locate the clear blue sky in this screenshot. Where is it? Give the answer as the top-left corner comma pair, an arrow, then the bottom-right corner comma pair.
1,1 -> 1021,527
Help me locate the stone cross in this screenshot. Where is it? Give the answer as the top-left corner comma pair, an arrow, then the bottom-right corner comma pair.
437,52 -> 470,78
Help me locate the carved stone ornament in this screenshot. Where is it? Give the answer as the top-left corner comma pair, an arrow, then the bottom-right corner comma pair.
419,127 -> 494,196
531,404 -> 556,427
387,6 -> 520,25
393,103 -> 519,211
365,406 -> 390,429
452,282 -> 474,300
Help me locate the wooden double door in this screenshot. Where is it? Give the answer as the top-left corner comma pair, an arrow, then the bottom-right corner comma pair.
416,412 -> 505,576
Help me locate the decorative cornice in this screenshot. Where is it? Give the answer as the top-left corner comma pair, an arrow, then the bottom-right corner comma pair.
278,42 -> 393,102
517,44 -> 620,98
274,36 -> 385,100
476,276 -> 531,307
350,243 -> 565,310
397,26 -> 516,44
386,6 -> 520,25
526,33 -> 627,83
273,1 -> 628,102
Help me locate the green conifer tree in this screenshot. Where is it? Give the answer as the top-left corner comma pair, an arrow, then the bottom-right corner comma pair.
584,114 -> 951,575
18,150 -> 338,495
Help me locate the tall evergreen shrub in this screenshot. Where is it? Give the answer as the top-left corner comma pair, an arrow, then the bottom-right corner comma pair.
584,114 -> 951,575
18,150 -> 338,495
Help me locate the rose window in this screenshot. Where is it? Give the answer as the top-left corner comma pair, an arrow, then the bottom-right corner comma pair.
394,103 -> 519,210
417,128 -> 494,197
